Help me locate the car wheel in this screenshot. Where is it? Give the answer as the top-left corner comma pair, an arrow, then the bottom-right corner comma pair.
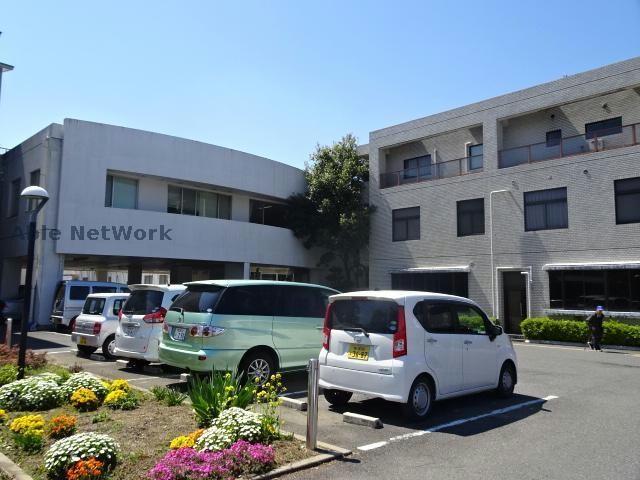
102,335 -> 117,360
323,389 -> 353,406
403,376 -> 434,421
241,351 -> 276,386
496,363 -> 516,398
76,345 -> 96,357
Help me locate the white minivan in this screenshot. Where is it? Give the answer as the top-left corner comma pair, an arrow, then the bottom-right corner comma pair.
51,280 -> 129,330
72,293 -> 129,359
114,284 -> 186,368
319,291 -> 518,420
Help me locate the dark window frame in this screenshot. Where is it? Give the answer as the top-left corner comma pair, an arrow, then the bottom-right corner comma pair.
391,272 -> 469,298
392,207 -> 420,241
105,174 -> 138,209
614,177 -> 640,225
468,144 -> 484,171
524,187 -> 568,232
403,155 -> 431,180
457,198 -> 485,237
167,184 -> 232,220
585,117 -> 622,140
546,129 -> 562,147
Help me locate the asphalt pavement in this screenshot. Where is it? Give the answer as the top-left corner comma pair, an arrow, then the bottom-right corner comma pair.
16,331 -> 640,479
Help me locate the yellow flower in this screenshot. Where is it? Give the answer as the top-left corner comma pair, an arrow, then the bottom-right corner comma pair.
224,372 -> 232,380
70,387 -> 100,411
10,415 -> 45,435
0,409 -> 8,424
275,373 -> 282,380
108,379 -> 130,392
169,435 -> 193,449
104,389 -> 128,406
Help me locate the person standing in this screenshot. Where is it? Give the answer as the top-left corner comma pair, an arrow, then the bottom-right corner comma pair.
586,306 -> 605,351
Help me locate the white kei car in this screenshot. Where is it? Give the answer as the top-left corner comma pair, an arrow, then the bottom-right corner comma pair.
72,293 -> 129,359
319,291 -> 518,420
114,284 -> 185,368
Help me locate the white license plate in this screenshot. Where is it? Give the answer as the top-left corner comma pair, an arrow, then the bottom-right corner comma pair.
173,327 -> 187,341
124,326 -> 137,337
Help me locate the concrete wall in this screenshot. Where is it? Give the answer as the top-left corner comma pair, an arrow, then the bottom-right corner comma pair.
368,57 -> 640,320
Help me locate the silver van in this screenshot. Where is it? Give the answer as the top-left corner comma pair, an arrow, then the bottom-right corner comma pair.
51,280 -> 129,330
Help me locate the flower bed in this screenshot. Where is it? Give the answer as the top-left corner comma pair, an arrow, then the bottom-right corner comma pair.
0,368 -> 314,480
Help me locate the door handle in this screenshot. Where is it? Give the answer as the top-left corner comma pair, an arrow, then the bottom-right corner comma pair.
426,338 -> 437,344
464,340 -> 473,345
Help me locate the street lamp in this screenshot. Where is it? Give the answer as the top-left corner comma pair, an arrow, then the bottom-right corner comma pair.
17,186 -> 49,379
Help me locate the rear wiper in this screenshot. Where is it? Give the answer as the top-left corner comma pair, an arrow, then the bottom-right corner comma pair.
344,327 -> 370,338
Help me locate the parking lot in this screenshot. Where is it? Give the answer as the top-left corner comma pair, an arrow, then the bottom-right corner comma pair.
16,331 -> 640,479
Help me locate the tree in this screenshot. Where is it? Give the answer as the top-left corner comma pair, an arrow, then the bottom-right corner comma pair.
287,134 -> 373,291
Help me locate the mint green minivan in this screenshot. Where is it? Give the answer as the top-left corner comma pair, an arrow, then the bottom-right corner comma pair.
158,280 -> 338,382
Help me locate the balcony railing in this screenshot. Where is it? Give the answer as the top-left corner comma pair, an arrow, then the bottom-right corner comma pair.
380,154 -> 483,189
499,123 -> 639,168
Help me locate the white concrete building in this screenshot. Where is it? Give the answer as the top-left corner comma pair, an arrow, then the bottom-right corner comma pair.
0,119 -> 323,328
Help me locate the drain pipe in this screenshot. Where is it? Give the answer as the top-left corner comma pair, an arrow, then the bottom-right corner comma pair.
489,189 -> 510,320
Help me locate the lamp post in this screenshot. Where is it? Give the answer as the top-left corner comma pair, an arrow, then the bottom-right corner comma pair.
17,186 -> 49,379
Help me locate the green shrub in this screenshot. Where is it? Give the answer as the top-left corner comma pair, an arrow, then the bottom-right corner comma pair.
0,364 -> 18,386
150,385 -> 168,401
521,317 -> 640,347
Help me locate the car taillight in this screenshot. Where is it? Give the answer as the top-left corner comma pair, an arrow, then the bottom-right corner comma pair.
322,303 -> 333,351
189,325 -> 225,337
143,307 -> 167,324
393,306 -> 407,358
93,323 -> 101,335
118,309 -> 123,321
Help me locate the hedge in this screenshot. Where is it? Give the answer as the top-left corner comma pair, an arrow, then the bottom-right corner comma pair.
520,317 -> 640,347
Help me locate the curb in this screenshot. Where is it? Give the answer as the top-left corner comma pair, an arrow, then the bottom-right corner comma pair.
343,412 -> 384,429
514,338 -> 640,352
253,433 -> 351,479
280,397 -> 308,411
0,451 -> 34,480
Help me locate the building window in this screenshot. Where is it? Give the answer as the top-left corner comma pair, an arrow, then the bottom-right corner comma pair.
615,177 -> 640,224
392,207 -> 420,241
546,130 -> 562,147
457,198 -> 484,237
524,187 -> 568,231
249,200 -> 289,227
158,274 -> 169,284
585,117 -> 622,139
167,185 -> 231,219
548,269 -> 640,312
392,272 -> 468,298
105,175 -> 138,209
26,170 -> 41,212
468,144 -> 483,170
143,275 -> 154,284
403,155 -> 431,180
8,178 -> 21,217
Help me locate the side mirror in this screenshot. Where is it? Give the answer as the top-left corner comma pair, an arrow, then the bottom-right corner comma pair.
489,324 -> 503,341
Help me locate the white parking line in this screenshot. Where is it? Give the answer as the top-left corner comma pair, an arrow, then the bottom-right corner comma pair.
357,395 -> 559,452
515,343 -> 585,352
43,350 -> 74,355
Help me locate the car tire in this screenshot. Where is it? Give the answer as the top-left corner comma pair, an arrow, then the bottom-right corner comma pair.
323,389 -> 353,407
76,345 -> 96,357
240,350 -> 276,386
496,363 -> 516,398
403,376 -> 434,422
102,335 -> 117,360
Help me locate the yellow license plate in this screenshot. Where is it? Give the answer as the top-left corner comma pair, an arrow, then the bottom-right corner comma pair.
347,344 -> 369,361
78,337 -> 87,345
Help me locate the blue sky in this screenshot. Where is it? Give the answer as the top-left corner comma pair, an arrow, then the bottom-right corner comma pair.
1,1 -> 639,169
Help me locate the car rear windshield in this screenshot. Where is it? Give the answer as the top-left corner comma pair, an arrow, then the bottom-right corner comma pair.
330,299 -> 399,334
123,290 -> 165,315
170,285 -> 225,313
82,298 -> 106,315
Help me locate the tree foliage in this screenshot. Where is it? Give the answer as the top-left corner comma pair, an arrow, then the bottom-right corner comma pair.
287,134 -> 373,291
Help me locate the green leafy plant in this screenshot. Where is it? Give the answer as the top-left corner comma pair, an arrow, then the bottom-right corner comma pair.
0,364 -> 18,386
521,317 -> 640,347
150,385 -> 168,401
91,412 -> 111,424
188,371 -> 256,427
253,373 -> 286,442
44,432 -> 119,479
164,388 -> 188,407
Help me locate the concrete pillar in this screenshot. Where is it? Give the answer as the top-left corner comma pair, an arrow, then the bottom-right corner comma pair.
169,265 -> 193,284
31,250 -> 64,328
95,269 -> 108,282
127,264 -> 142,285
242,262 -> 251,279
483,118 -> 501,172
